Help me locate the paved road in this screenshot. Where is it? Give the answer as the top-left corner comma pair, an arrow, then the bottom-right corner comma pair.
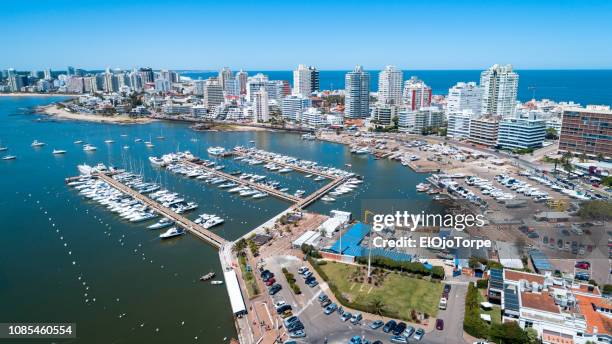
262,256 -> 469,344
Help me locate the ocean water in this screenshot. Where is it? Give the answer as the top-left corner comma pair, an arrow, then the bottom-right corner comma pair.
182,69 -> 612,106
0,96 -> 437,343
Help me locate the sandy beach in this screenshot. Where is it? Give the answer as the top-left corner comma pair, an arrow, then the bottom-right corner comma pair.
0,92 -> 79,97
38,104 -> 154,124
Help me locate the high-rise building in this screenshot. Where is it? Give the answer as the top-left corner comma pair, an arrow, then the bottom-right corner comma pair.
468,116 -> 500,147
497,114 -> 546,149
67,66 -> 75,76
43,69 -> 52,80
129,70 -> 143,92
281,95 -> 312,121
139,67 -> 155,84
194,79 -> 205,96
293,64 -> 312,97
279,80 -> 291,97
480,64 -> 518,117
309,66 -> 319,93
378,66 -> 403,105
204,78 -> 224,111
247,74 -> 283,102
447,110 -> 474,139
103,71 -> 118,93
446,82 -> 483,117
398,107 -> 443,134
344,65 -> 370,119
218,67 -> 233,91
402,76 -> 431,111
9,74 -> 26,92
236,70 -> 248,95
253,87 -> 269,123
559,105 -> 612,159
224,78 -> 240,97
66,77 -> 85,93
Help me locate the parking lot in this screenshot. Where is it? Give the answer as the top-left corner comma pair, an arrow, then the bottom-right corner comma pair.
259,255 -> 469,344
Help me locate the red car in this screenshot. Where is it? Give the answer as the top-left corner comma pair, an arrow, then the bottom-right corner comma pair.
265,278 -> 276,286
435,319 -> 444,330
575,262 -> 590,270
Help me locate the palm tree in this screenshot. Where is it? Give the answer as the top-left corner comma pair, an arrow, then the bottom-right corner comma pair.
370,297 -> 385,316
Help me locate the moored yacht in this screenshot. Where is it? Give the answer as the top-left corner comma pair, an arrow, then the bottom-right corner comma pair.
207,146 -> 226,156
31,140 -> 45,147
52,149 -> 67,155
83,144 -> 97,152
2,155 -> 16,160
159,227 -> 185,239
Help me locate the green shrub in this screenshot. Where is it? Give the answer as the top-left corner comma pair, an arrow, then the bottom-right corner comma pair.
477,279 -> 489,289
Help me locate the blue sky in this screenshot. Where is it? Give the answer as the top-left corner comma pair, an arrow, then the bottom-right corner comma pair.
2,0 -> 611,70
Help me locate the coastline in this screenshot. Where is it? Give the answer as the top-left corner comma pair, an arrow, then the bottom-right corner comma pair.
37,104 -> 155,124
0,92 -> 80,97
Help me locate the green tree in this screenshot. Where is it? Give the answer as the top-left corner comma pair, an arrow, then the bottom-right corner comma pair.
489,322 -> 530,344
370,296 -> 386,316
545,127 -> 558,140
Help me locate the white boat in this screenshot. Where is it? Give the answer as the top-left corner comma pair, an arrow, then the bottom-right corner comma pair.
207,146 -> 226,156
73,140 -> 83,144
159,227 -> 185,239
321,196 -> 336,202
134,138 -> 142,142
148,218 -> 174,230
145,141 -> 154,148
104,139 -> 115,144
123,145 -> 129,150
2,155 -> 16,160
278,167 -> 293,173
252,192 -> 268,199
52,149 -> 67,155
149,156 -> 165,166
301,133 -> 316,140
83,144 -> 97,152
210,280 -> 224,285
0,146 -> 7,152
416,183 -> 430,192
31,140 -> 45,147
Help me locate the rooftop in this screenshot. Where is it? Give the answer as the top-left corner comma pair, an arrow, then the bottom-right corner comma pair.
575,294 -> 612,335
504,269 -> 545,285
520,291 -> 560,314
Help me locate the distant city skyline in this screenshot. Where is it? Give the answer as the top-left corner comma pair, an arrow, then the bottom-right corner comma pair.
2,0 -> 612,70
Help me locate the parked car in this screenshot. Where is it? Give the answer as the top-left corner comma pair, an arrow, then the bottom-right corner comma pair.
307,280 -> 318,287
265,278 -> 276,286
370,320 -> 384,329
284,316 -> 299,327
298,266 -> 309,274
413,328 -> 425,340
436,319 -> 444,330
402,326 -> 415,338
288,330 -> 305,338
383,320 -> 397,333
324,303 -> 337,315
274,300 -> 286,308
302,271 -> 313,279
280,310 -> 293,319
287,321 -> 304,332
349,336 -> 363,344
443,284 -> 451,294
350,313 -> 363,324
393,322 -> 406,336
276,304 -> 292,314
321,299 -> 332,307
340,312 -> 352,322
269,284 -> 282,295
575,261 -> 590,269
318,293 -> 328,302
390,335 -> 408,343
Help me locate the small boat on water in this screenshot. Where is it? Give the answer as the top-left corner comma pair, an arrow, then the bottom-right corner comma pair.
416,183 -> 430,192
83,144 -> 97,152
73,140 -> 83,144
2,155 -> 16,160
200,272 -> 215,281
123,145 -> 129,150
321,196 -> 336,202
134,138 -> 142,142
0,146 -> 8,152
210,280 -> 224,285
52,149 -> 67,155
145,141 -> 154,148
31,140 -> 45,147
104,139 -> 115,144
159,227 -> 185,239
147,218 -> 174,230
305,174 -> 312,178
207,146 -> 226,156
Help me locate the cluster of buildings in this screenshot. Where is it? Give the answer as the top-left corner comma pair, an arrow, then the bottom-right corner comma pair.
487,269 -> 611,344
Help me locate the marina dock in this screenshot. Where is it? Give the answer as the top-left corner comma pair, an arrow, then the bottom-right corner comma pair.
94,172 -> 228,248
232,149 -> 335,179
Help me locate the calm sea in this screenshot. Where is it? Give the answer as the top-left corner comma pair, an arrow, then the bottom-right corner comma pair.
182,69 -> 612,106
0,96 -> 437,343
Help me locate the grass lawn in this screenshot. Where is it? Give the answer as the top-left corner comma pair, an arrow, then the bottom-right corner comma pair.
238,254 -> 259,297
319,261 -> 443,319
478,291 -> 501,325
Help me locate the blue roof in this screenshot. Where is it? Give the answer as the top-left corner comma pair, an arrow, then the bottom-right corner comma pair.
529,249 -> 553,272
329,223 -> 412,262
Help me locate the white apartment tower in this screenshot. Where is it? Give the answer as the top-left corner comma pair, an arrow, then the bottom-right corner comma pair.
378,65 -> 403,105
253,87 -> 269,123
345,65 -> 370,119
446,81 -> 483,117
480,64 -> 519,117
403,76 -> 431,111
218,67 -> 233,91
293,64 -> 312,97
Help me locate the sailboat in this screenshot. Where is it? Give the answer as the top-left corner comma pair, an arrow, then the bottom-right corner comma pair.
156,128 -> 165,140
145,135 -> 154,148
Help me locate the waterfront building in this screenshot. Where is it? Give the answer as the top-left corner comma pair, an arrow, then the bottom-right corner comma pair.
36,79 -> 52,92
139,67 -> 155,84
497,113 -> 546,149
218,67 -> 233,91
43,69 -> 52,80
253,87 -> 269,123
154,78 -> 170,93
281,95 -> 312,121
103,70 -> 118,93
247,74 -> 281,102
403,76 -> 432,111
293,64 -> 312,97
204,78 -> 224,111
66,77 -> 85,93
559,105 -> 612,159
447,82 -> 482,117
309,66 -> 320,93
162,102 -> 192,115
236,70 -> 248,95
480,64 -> 518,117
344,65 -> 370,119
372,104 -> 399,127
8,74 -> 26,92
191,105 -> 208,117
398,106 -> 443,134
468,116 -> 500,147
193,79 -> 205,96
378,65 -> 403,105
447,110 -> 475,139
301,107 -> 326,127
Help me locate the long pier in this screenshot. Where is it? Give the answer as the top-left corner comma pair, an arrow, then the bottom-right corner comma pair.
232,149 -> 335,179
181,159 -> 302,203
294,176 -> 347,209
95,173 -> 228,248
